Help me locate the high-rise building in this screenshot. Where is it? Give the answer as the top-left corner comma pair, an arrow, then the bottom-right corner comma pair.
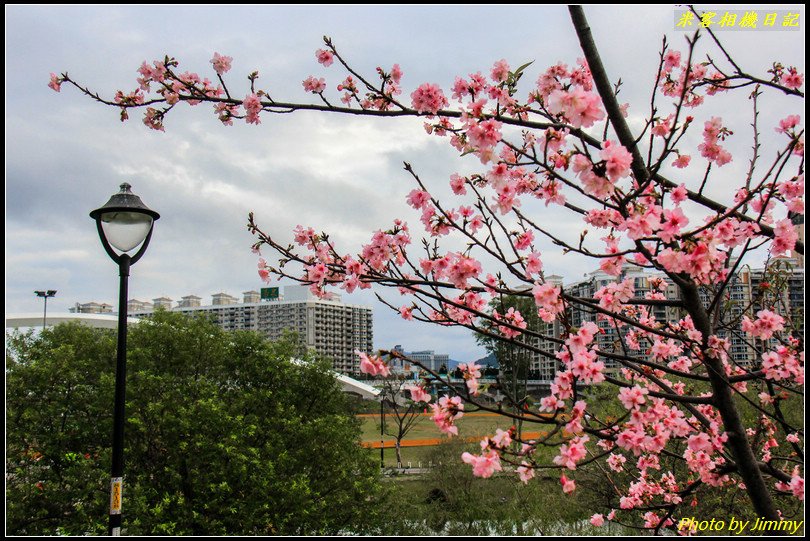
564,266 -> 682,374
518,258 -> 803,378
790,213 -> 804,269
128,285 -> 373,374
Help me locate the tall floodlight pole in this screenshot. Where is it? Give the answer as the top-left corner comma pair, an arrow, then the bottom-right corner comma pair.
90,183 -> 159,536
34,289 -> 57,328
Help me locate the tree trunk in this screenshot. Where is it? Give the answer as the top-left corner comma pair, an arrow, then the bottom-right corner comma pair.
679,283 -> 781,521
568,5 -> 782,522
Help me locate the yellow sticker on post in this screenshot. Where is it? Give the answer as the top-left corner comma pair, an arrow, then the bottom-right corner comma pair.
110,477 -> 123,515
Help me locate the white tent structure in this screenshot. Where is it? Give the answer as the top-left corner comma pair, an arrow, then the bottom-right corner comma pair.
5,312 -> 140,330
334,372 -> 381,400
289,358 -> 380,400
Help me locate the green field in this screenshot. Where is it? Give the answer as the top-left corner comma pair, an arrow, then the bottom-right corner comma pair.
360,412 -> 552,468
360,412 -> 515,440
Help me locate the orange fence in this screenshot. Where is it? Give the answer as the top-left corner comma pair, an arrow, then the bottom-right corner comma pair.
361,431 -> 548,449
357,412 -> 505,419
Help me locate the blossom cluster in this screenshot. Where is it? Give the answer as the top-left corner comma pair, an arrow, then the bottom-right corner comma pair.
430,395 -> 464,436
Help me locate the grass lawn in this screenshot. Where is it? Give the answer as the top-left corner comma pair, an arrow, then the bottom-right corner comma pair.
359,412 -> 545,442
359,412 -> 559,468
369,439 -> 614,536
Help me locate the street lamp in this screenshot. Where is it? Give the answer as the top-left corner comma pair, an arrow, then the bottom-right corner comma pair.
90,183 -> 159,536
34,289 -> 57,328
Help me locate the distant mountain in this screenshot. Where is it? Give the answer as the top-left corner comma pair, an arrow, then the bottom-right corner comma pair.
446,352 -> 496,370
445,359 -> 461,370
473,352 -> 498,368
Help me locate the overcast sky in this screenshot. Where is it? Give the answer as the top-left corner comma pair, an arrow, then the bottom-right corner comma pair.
5,5 -> 804,361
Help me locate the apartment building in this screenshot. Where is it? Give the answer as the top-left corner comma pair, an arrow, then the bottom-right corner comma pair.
530,258 -> 804,375
128,285 -> 373,374
68,301 -> 114,314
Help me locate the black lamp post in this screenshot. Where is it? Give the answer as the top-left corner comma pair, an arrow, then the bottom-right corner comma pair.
34,289 -> 57,328
90,183 -> 159,536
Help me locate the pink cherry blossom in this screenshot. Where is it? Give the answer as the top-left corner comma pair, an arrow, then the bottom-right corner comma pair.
687,432 -> 713,454
243,93 -> 262,125
514,229 -> 534,251
493,307 -> 527,339
607,453 -> 626,472
142,108 -> 164,131
356,350 -> 390,377
771,218 -> 799,256
315,48 -> 334,67
458,362 -> 483,396
462,449 -> 502,478
663,49 -> 681,70
407,385 -> 432,403
651,114 -> 673,137
560,474 -> 577,494
490,59 -> 510,83
776,114 -> 801,134
532,282 -> 563,317
524,251 -> 543,277
698,117 -> 732,166
491,428 -> 513,449
431,395 -> 464,436
48,73 -> 62,92
672,154 -> 691,168
781,68 -> 804,90
761,346 -> 803,384
467,118 -> 503,151
410,83 -> 448,115
302,76 -> 327,94
670,184 -> 689,204
618,386 -> 648,410
406,188 -> 431,210
554,436 -> 589,470
210,52 -> 233,75
449,173 -> 467,195
741,309 -> 785,340
517,463 -> 535,484
658,208 -> 688,244
546,86 -> 605,128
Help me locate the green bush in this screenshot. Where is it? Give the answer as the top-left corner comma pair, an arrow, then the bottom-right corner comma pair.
6,312 -> 382,535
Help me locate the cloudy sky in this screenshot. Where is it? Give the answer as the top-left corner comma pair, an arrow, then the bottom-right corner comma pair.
5,5 -> 804,361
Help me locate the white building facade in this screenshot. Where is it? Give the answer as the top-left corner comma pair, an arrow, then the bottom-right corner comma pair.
128,285 -> 373,374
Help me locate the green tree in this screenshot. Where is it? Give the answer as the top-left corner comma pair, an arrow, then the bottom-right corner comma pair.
378,378 -> 426,467
474,294 -> 552,431
6,312 -> 383,535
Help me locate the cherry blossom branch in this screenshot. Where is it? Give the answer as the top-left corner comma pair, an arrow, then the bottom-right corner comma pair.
688,6 -> 805,98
